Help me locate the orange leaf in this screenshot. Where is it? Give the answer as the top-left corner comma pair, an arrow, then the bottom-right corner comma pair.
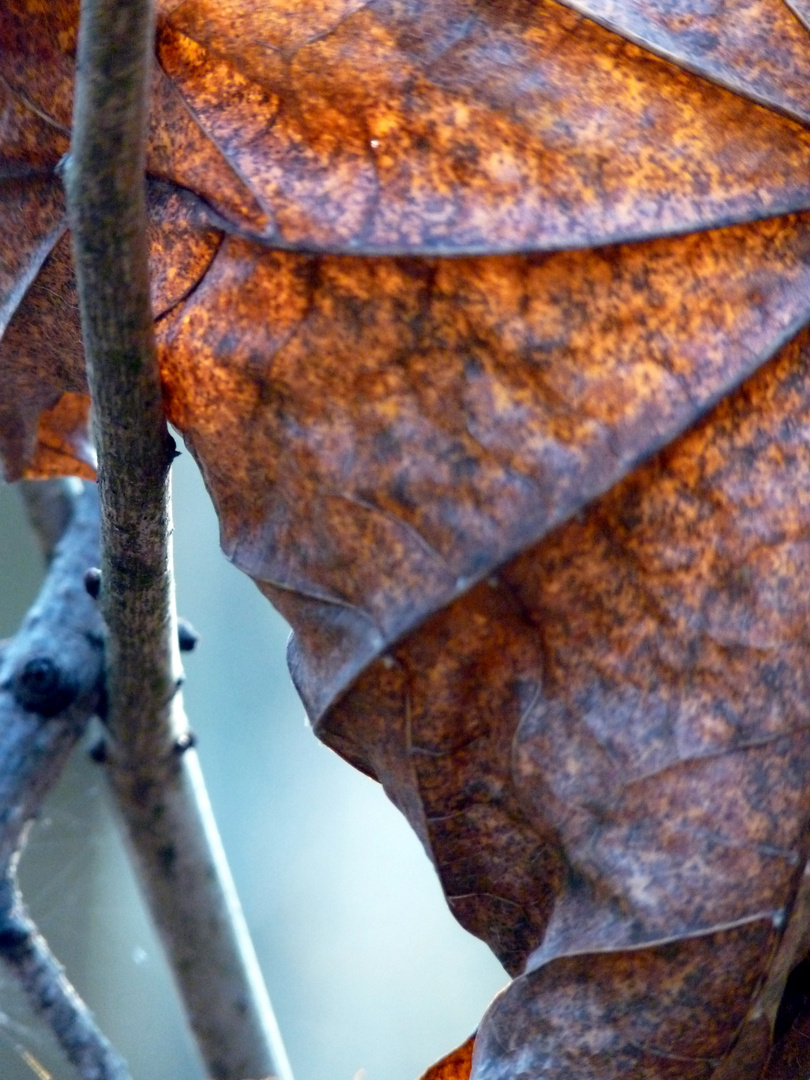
419,1036 -> 474,1080
6,2 -> 810,1077
22,392 -> 96,480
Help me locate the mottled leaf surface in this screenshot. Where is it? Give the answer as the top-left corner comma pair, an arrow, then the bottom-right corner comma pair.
557,0 -> 810,122
3,1 -> 810,1078
155,0 -> 810,251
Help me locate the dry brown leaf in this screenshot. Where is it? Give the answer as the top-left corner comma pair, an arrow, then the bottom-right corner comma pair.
4,1 -> 810,1078
154,0 -> 810,251
419,1036 -> 474,1080
23,391 -> 96,480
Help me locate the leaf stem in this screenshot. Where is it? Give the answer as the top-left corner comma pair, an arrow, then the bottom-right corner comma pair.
63,1 -> 293,1076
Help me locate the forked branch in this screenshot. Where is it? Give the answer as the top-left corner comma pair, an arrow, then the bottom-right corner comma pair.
0,479 -> 130,1080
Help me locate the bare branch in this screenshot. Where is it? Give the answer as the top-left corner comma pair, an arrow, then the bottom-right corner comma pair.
0,877 -> 130,1080
62,1 -> 293,1076
0,480 -> 131,1080
0,482 -> 104,875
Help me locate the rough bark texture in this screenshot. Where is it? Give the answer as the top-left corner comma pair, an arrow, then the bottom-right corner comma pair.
63,0 -> 292,1076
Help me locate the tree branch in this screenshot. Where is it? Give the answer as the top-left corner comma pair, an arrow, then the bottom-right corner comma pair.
62,1 -> 293,1076
0,877 -> 131,1080
0,479 -> 130,1080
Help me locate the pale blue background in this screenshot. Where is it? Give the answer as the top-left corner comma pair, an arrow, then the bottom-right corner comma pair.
0,445 -> 506,1080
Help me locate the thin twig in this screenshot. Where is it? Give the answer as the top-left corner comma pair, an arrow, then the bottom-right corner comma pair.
0,479 -> 130,1080
63,1 -> 293,1076
0,878 -> 130,1080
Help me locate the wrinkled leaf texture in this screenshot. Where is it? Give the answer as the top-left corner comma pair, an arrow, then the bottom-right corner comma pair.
4,0 -> 810,1076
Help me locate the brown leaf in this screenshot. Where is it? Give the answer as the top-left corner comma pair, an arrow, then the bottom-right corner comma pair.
6,2 -> 810,1078
0,226 -> 83,480
419,1036 -> 474,1080
471,919 -> 778,1079
561,0 -> 810,123
764,957 -> 810,1079
0,174 -> 220,478
160,215 -> 810,718
23,392 -> 96,480
156,0 -> 810,251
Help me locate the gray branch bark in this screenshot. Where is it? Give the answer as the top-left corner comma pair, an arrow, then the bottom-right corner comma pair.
0,479 -> 130,1080
62,0 -> 293,1077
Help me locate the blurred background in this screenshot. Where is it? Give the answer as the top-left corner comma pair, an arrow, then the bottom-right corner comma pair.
0,444 -> 506,1080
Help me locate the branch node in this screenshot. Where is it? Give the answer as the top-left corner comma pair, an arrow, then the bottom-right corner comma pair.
89,737 -> 109,764
177,618 -> 199,653
11,656 -> 79,717
0,911 -> 31,957
173,730 -> 197,755
84,566 -> 102,598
